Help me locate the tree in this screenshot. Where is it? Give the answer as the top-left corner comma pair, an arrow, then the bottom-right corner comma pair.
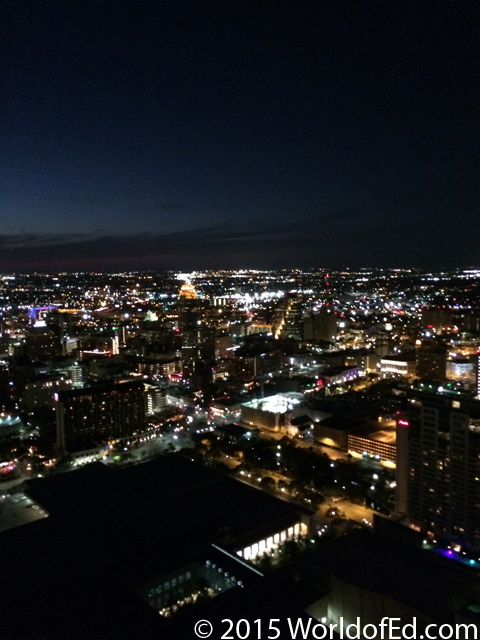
260,476 -> 276,491
257,553 -> 273,572
280,539 -> 301,565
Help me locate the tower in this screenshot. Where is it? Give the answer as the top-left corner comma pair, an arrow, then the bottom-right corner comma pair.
408,398 -> 480,548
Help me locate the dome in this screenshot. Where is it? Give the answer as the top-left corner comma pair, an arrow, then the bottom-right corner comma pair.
178,283 -> 198,300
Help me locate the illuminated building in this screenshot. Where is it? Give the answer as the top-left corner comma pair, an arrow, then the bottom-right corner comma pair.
28,306 -> 56,326
395,416 -> 410,517
416,339 -> 448,382
446,359 -> 473,380
178,283 -> 198,300
313,415 -> 348,450
0,413 -> 24,437
347,423 -> 396,464
144,383 -> 166,415
241,393 -> 303,432
55,381 -> 147,456
246,324 -> 272,336
134,357 -> 181,378
177,283 -> 203,381
408,397 -> 480,548
209,397 -> 242,421
476,354 -> 480,398
233,347 -> 282,380
320,365 -> 358,386
380,354 -> 416,376
214,332 -> 232,359
22,375 -> 73,411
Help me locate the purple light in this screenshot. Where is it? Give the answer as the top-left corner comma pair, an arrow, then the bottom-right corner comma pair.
29,306 -> 56,319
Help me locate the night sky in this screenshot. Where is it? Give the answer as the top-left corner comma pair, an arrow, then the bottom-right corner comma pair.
1,0 -> 478,272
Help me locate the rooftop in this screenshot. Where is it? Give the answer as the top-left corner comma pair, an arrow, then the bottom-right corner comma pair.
306,528 -> 480,622
57,379 -> 145,400
0,456 -> 310,637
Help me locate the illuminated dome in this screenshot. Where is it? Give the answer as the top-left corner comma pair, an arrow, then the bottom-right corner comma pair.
178,283 -> 198,300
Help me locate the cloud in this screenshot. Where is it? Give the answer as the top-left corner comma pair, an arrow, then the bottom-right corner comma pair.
0,207 -> 478,272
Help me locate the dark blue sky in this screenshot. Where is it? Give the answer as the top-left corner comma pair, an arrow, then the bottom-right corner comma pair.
1,0 -> 478,271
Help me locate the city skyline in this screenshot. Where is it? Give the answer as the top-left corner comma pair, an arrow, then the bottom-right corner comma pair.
1,0 -> 478,271
2,264 -> 480,633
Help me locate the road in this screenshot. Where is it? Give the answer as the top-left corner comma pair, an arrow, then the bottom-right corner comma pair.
320,498 -> 375,526
257,429 -> 351,461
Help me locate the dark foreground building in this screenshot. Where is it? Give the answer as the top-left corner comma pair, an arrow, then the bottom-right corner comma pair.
299,517 -> 480,632
1,455 -> 480,637
0,455 -> 316,639
396,393 -> 480,550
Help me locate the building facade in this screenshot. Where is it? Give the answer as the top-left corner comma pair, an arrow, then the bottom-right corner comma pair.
56,381 -> 147,455
408,399 -> 480,548
416,340 -> 448,382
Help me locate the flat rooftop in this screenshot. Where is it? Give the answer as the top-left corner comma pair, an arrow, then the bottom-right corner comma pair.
349,424 -> 396,444
0,456 -> 310,638
304,529 -> 480,621
242,392 -> 303,414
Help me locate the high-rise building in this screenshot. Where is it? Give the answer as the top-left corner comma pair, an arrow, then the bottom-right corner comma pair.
303,310 -> 337,343
421,306 -> 452,333
55,381 -> 147,456
177,283 -> 203,380
476,353 -> 480,398
214,332 -> 232,360
407,397 -> 480,548
23,326 -> 60,361
21,375 -> 73,411
144,383 -> 166,415
416,339 -> 448,381
395,415 -> 410,517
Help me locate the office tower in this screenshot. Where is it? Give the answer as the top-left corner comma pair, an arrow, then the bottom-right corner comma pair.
178,283 -> 203,380
416,339 -> 448,381
421,306 -> 452,333
56,380 -> 146,456
476,353 -> 480,398
214,332 -> 232,360
23,326 -> 60,361
21,375 -> 73,411
395,416 -> 410,517
408,398 -> 480,548
303,309 -> 337,343
144,383 -> 166,415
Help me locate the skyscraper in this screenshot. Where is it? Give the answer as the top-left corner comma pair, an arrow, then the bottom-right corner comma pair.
475,353 -> 480,398
407,397 -> 480,548
303,309 -> 337,343
421,306 -> 452,334
416,339 -> 448,382
56,380 -> 147,457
